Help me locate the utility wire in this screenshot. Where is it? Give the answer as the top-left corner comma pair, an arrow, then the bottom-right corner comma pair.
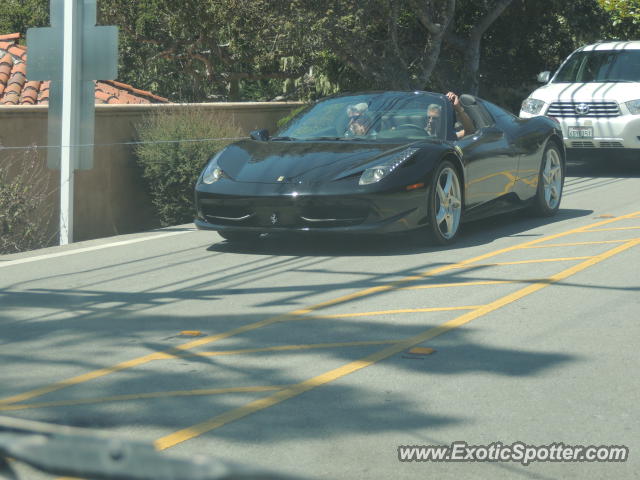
0,136 -> 250,152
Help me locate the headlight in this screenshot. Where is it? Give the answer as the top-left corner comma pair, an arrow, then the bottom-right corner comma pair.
625,99 -> 640,115
521,98 -> 546,115
359,147 -> 419,186
202,152 -> 225,184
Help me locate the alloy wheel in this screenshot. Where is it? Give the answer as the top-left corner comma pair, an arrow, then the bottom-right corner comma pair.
434,166 -> 462,240
542,147 -> 563,210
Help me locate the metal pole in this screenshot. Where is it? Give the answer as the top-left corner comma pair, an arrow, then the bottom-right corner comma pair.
60,0 -> 80,245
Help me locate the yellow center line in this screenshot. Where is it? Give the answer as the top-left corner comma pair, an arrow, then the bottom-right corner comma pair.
2,210 -> 639,408
406,279 -> 559,290
160,340 -> 403,360
447,256 -> 593,269
582,226 -> 640,232
0,386 -> 286,412
154,237 -> 640,450
266,212 -> 640,316
7,341 -> 407,412
522,239 -> 637,249
402,280 -> 514,289
0,352 -> 166,406
315,305 -> 481,319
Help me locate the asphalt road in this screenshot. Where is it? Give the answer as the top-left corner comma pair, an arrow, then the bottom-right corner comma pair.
1,158 -> 639,480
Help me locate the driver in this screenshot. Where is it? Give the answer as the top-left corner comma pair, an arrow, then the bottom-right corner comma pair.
425,104 -> 443,136
446,91 -> 475,139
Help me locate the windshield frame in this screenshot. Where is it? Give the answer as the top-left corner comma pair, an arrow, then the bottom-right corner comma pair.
276,92 -> 451,143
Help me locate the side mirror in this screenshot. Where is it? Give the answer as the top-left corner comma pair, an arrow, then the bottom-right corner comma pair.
537,71 -> 551,83
250,129 -> 270,141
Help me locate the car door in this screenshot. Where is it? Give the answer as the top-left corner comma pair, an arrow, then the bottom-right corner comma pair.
482,99 -> 542,201
457,103 -> 519,210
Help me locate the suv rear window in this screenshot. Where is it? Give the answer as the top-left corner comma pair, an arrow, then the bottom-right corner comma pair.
553,50 -> 640,83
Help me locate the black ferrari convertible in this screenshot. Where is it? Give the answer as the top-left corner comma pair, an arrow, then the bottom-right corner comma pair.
194,91 -> 565,245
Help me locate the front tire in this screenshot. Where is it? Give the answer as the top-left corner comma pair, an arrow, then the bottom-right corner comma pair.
427,160 -> 463,245
530,142 -> 564,216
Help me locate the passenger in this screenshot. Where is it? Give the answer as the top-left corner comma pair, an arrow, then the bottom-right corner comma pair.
446,91 -> 475,139
345,102 -> 371,136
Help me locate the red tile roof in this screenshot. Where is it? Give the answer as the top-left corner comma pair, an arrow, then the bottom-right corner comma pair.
0,33 -> 169,105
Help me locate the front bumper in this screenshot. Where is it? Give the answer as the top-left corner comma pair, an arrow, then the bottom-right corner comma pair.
528,113 -> 640,153
194,187 -> 429,235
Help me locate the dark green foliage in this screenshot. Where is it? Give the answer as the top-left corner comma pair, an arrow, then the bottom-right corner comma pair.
0,151 -> 56,254
598,0 -> 640,38
2,1 -> 636,108
133,108 -> 244,226
470,0 -> 612,112
97,0 -> 316,102
0,0 -> 49,37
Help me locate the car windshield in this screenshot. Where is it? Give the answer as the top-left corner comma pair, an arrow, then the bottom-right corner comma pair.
553,49 -> 640,83
277,92 -> 448,141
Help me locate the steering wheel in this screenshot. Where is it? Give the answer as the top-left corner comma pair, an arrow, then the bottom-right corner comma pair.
396,124 -> 427,133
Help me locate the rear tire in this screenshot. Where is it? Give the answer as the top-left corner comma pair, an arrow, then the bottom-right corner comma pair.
427,160 -> 463,245
530,142 -> 564,217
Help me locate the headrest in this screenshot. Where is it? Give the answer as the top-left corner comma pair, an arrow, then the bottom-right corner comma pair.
459,94 -> 477,107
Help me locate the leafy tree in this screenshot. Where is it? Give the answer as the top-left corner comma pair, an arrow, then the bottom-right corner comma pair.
598,0 -> 640,38
98,0 -> 313,102
2,0 -> 631,109
446,0 -> 610,111
302,0 -> 456,90
0,0 -> 48,37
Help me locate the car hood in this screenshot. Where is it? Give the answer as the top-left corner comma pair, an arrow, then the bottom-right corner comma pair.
530,82 -> 640,104
216,140 -> 413,184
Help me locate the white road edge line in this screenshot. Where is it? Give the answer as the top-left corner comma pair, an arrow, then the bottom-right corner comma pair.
0,230 -> 194,268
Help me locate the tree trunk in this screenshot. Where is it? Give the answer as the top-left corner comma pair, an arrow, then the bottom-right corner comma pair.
411,0 -> 457,88
446,0 -> 514,95
228,78 -> 240,101
465,36 -> 482,95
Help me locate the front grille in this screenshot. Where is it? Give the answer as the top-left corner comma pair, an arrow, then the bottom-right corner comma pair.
199,196 -> 371,228
599,141 -> 624,148
300,205 -> 368,223
200,201 -> 253,225
571,141 -> 595,148
548,101 -> 620,118
201,204 -> 252,219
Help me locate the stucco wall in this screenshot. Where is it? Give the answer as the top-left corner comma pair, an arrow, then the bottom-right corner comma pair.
0,102 -> 303,243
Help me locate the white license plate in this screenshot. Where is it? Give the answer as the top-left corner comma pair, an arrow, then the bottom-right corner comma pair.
568,126 -> 594,138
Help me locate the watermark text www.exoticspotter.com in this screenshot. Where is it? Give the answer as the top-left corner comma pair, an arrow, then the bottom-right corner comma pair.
398,442 -> 629,466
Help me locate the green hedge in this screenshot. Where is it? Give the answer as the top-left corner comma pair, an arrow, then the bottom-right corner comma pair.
0,151 -> 56,254
134,108 -> 244,226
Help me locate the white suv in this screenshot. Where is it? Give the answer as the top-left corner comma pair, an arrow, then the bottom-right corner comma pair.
520,41 -> 640,159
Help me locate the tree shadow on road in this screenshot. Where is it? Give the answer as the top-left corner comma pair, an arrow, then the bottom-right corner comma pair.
0,312 -> 578,447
